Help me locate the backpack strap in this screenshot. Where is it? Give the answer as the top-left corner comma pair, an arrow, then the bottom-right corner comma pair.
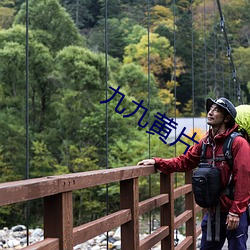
223,132 -> 242,200
223,132 -> 242,169
200,142 -> 208,162
201,142 -> 225,163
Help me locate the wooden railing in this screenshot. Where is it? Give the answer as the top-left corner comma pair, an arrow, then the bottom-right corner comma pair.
0,165 -> 203,250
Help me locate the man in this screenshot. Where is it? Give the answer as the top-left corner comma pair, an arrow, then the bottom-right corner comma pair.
138,97 -> 250,250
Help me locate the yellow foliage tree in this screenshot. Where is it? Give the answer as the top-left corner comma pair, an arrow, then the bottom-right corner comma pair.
124,32 -> 185,85
0,7 -> 15,29
148,5 -> 174,32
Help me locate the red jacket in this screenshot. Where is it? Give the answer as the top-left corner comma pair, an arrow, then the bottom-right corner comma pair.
154,124 -> 250,216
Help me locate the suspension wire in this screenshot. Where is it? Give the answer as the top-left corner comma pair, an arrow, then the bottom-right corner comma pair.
104,0 -> 109,247
191,1 -> 195,133
147,0 -> 152,234
25,0 -> 30,245
76,0 -> 79,27
172,0 -> 177,178
203,0 -> 207,98
222,45 -> 225,96
172,0 -> 179,245
213,0 -> 217,96
216,0 -> 242,104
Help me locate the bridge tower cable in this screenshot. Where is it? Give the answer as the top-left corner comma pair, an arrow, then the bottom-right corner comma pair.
215,0 -> 242,104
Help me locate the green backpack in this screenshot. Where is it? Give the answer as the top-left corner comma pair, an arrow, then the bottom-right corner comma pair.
235,105 -> 250,142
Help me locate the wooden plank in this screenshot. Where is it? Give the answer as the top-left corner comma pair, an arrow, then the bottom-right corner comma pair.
175,236 -> 193,250
140,226 -> 169,250
0,177 -> 59,206
139,194 -> 169,215
44,192 -> 73,250
195,204 -> 203,213
174,210 -> 192,229
174,184 -> 192,199
185,171 -> 196,250
161,173 -> 174,250
120,178 -> 140,250
0,165 -> 156,206
57,165 -> 156,192
196,226 -> 202,237
73,209 -> 131,245
22,238 -> 59,250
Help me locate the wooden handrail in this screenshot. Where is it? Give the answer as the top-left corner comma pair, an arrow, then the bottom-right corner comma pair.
0,165 -> 203,250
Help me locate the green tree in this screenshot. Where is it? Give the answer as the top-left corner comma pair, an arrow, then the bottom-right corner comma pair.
0,25 -> 56,132
116,63 -> 164,113
14,0 -> 84,52
86,17 -> 138,60
234,46 -> 250,102
61,0 -> 101,28
30,141 -> 57,177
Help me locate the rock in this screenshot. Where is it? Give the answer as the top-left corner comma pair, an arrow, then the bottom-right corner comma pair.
108,236 -> 116,243
100,240 -> 108,246
11,226 -> 26,232
0,230 -> 7,238
113,240 -> 121,249
20,237 -> 27,245
91,245 -> 101,250
0,224 -> 187,249
87,238 -> 94,245
95,234 -> 106,243
7,239 -> 20,247
15,245 -> 23,249
30,228 -> 43,238
73,243 -> 87,249
12,231 -> 25,238
107,231 -> 114,237
113,227 -> 120,240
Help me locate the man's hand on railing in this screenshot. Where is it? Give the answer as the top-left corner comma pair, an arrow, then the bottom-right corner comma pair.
137,159 -> 155,166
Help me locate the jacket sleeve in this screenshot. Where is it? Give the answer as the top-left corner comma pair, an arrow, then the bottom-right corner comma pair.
153,140 -> 203,174
229,136 -> 250,215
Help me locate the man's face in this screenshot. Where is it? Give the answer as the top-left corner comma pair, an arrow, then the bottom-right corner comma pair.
207,104 -> 226,127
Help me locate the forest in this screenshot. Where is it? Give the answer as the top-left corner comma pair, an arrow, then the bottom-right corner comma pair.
0,0 -> 249,228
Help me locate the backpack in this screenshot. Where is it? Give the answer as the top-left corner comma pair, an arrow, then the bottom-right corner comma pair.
192,161 -> 221,208
192,132 -> 241,208
235,105 -> 250,142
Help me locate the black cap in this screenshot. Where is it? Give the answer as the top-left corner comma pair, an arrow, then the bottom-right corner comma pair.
206,97 -> 237,120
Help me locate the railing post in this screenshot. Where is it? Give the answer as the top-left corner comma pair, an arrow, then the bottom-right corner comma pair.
120,178 -> 139,250
44,192 -> 73,250
185,171 -> 196,250
160,173 -> 174,250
